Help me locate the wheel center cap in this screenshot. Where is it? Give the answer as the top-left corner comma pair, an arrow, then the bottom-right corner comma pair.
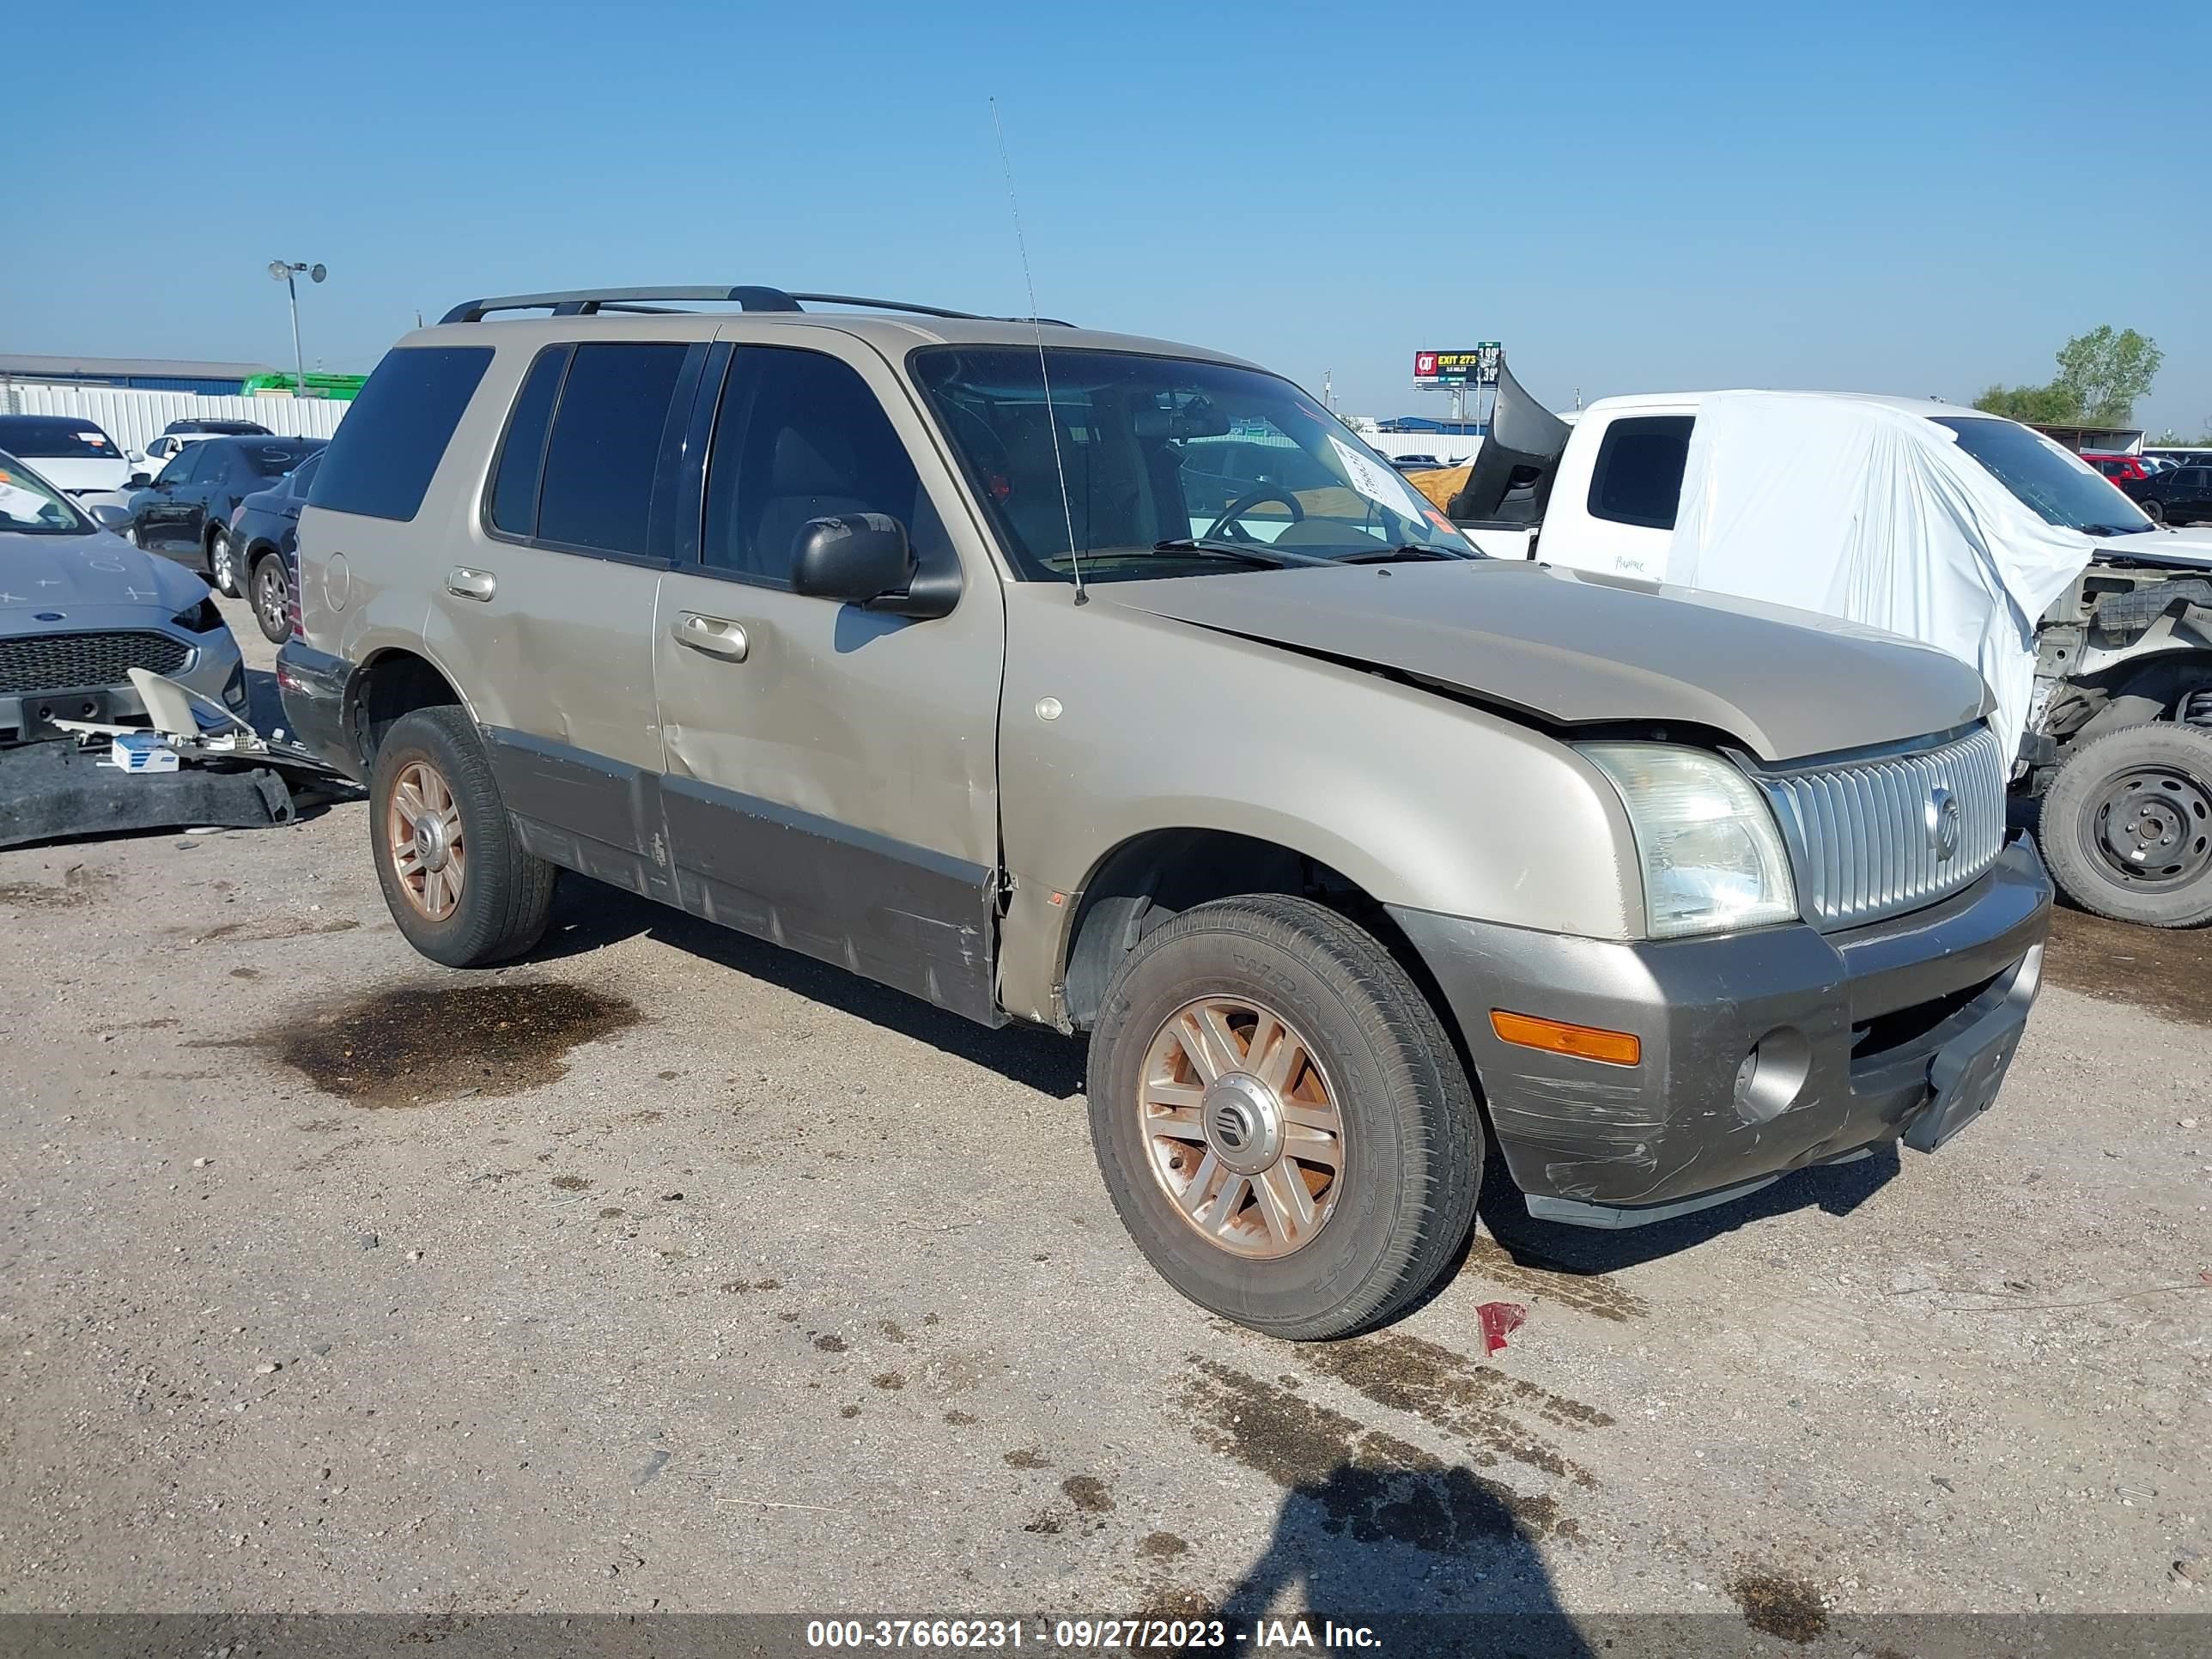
414,815 -> 450,872
1201,1073 -> 1283,1176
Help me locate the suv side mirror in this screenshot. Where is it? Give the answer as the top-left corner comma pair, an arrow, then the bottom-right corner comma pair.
127,471 -> 153,489
791,514 -> 917,607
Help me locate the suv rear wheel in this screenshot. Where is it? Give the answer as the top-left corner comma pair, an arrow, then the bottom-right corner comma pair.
2041,721 -> 2212,927
368,706 -> 556,966
1085,895 -> 1482,1340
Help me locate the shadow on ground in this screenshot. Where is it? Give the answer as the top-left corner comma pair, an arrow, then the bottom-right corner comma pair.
1475,1140 -> 1900,1276
530,873 -> 1085,1098
1175,1461 -> 1593,1655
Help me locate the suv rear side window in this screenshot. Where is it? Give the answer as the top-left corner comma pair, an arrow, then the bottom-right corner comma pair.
1586,415 -> 1694,530
701,346 -> 930,586
487,345 -> 571,538
310,345 -> 492,521
534,343 -> 691,556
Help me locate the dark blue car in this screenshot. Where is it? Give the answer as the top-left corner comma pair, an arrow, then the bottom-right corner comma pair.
226,448 -> 325,642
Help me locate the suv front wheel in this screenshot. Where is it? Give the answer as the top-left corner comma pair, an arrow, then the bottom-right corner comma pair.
368,706 -> 557,966
1085,895 -> 1483,1340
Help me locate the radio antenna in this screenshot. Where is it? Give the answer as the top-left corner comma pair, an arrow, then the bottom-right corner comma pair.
990,97 -> 1085,605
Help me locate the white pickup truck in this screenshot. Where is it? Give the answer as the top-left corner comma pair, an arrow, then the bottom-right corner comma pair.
1430,370 -> 2212,928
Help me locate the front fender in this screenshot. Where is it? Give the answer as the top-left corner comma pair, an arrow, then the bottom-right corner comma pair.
994,586 -> 1643,1018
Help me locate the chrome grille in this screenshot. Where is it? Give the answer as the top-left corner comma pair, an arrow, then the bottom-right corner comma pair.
1754,725 -> 2007,932
0,631 -> 192,695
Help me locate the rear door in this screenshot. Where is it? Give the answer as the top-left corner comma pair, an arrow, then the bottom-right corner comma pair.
138,441 -> 206,555
423,338 -> 702,900
649,331 -> 1006,1022
2178,468 -> 2212,524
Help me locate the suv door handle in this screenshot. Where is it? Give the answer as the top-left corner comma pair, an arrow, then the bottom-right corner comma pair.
673,612 -> 749,661
446,567 -> 496,602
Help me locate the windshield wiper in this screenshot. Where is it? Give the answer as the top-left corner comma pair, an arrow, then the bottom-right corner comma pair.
1334,544 -> 1467,564
1148,538 -> 1333,568
2080,523 -> 2151,538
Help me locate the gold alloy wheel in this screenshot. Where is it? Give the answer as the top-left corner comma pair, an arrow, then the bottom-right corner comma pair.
386,760 -> 466,921
1138,994 -> 1346,1259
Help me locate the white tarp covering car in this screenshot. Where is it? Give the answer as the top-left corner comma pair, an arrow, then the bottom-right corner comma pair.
1662,393 -> 2107,763
1432,367 -> 2212,926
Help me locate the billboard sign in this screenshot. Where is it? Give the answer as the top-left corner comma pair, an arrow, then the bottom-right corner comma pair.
1413,345 -> 1502,386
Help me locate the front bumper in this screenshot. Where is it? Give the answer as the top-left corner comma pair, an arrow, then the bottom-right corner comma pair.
1392,835 -> 2052,1227
0,629 -> 245,745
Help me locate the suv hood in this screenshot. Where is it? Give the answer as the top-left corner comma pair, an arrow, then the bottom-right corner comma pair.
1104,560 -> 1989,762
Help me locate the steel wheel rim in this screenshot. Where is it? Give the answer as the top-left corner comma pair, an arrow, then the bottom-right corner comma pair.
386,760 -> 466,921
2089,764 -> 2212,889
1137,994 -> 1345,1260
255,562 -> 285,633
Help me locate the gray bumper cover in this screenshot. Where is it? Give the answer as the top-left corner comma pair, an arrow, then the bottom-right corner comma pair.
1391,835 -> 2052,1227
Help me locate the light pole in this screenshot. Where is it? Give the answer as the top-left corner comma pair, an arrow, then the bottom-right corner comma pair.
267,260 -> 326,397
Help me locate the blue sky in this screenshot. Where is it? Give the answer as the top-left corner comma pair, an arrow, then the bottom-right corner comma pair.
13,1 -> 2209,433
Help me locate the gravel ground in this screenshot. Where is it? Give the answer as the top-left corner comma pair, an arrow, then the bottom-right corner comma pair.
0,597 -> 2206,1642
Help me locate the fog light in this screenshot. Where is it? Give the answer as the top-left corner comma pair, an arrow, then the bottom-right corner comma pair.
1734,1028 -> 1812,1123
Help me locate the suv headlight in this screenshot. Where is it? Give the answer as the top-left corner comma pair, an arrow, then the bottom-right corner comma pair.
1579,743 -> 1798,939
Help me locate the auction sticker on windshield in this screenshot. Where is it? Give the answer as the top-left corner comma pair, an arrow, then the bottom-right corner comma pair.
1328,434 -> 1432,525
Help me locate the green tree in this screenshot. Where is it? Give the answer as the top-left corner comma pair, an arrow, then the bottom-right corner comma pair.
2051,326 -> 2163,424
1973,326 -> 2163,426
1972,381 -> 2083,423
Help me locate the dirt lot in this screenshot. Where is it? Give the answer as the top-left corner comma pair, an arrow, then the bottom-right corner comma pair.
1,597 -> 2207,1645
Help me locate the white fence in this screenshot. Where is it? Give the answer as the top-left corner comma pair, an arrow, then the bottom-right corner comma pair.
0,380 -> 348,454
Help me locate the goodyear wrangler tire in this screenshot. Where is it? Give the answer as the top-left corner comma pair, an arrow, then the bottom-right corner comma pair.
369,706 -> 556,967
1085,895 -> 1483,1340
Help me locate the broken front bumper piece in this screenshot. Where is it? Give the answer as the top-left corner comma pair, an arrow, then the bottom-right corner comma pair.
0,738 -> 295,848
0,669 -> 351,850
1391,835 -> 2053,1229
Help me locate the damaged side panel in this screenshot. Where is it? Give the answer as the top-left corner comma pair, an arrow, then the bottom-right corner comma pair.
487,726 -> 1003,1026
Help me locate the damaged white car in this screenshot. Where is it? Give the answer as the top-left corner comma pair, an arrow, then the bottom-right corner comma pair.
1436,373 -> 2212,927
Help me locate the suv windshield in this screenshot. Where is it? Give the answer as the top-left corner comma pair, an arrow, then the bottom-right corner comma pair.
1931,416 -> 2152,534
911,348 -> 1472,580
0,455 -> 90,534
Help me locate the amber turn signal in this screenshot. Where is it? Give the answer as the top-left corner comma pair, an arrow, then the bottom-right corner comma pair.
1488,1010 -> 1642,1067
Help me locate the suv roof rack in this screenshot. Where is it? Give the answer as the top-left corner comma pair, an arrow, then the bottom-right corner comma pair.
438,287 -> 1074,327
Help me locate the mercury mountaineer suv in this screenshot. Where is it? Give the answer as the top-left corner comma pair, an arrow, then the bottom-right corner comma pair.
276,286 -> 2052,1340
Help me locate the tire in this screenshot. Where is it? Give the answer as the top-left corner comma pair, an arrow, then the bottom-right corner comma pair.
2040,721 -> 2212,927
208,526 -> 240,597
248,551 -> 290,644
368,706 -> 556,967
1085,894 -> 1482,1340
2142,499 -> 2166,523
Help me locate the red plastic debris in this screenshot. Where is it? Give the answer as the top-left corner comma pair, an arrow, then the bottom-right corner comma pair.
1476,1300 -> 1528,1355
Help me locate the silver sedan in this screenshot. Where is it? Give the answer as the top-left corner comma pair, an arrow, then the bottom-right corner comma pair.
0,450 -> 247,745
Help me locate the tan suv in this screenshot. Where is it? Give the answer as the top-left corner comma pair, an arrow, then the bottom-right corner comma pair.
279,286 -> 2051,1339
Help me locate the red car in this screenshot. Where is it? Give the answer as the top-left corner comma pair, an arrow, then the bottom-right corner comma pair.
2081,451 -> 2158,501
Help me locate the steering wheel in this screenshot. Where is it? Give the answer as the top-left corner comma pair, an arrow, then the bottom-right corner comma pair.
1204,487 -> 1304,543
